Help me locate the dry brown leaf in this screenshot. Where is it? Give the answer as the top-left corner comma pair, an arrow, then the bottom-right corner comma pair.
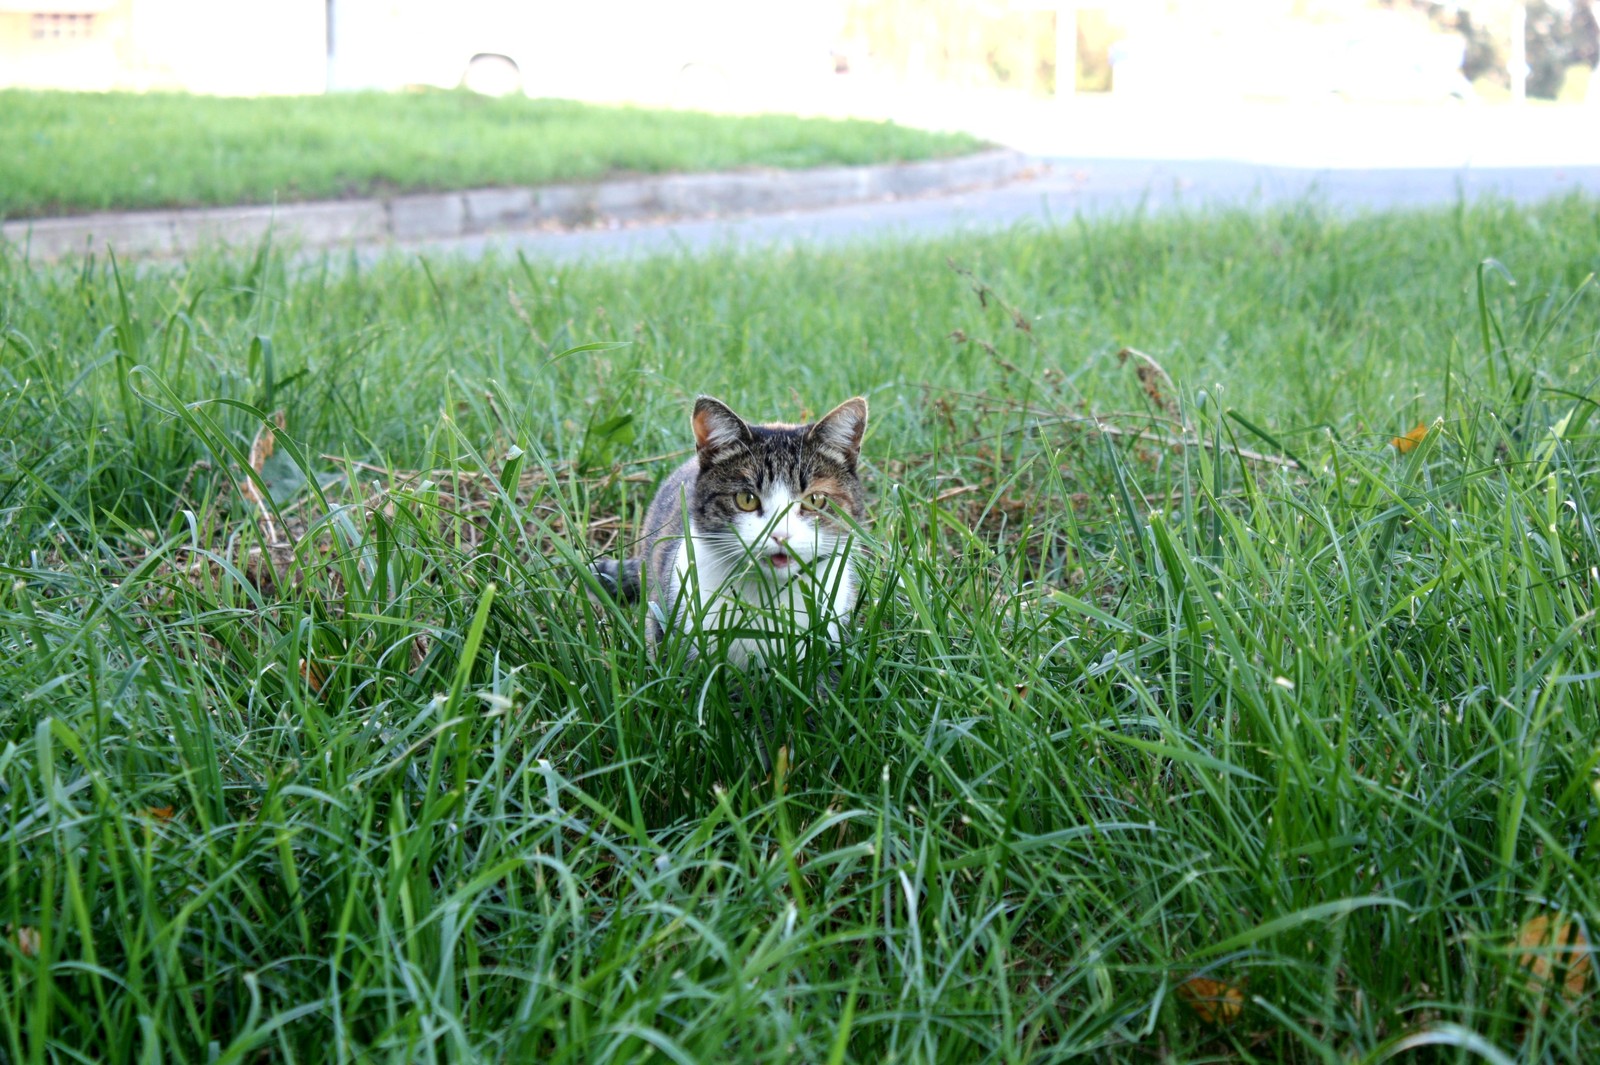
242,410 -> 287,505
1118,347 -> 1181,420
1391,422 -> 1429,454
934,484 -> 979,503
1176,975 -> 1246,1025
298,657 -> 327,691
140,805 -> 176,821
1515,913 -> 1592,1005
7,925 -> 40,958
240,411 -> 293,587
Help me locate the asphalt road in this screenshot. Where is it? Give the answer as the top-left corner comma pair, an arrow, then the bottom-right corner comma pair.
392,97 -> 1600,263
395,157 -> 1600,263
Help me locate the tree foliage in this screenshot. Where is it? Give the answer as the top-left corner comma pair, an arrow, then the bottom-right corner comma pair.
1413,0 -> 1599,97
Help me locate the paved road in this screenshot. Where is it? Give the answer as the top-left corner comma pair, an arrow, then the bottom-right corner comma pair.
395,158 -> 1600,263
390,97 -> 1600,263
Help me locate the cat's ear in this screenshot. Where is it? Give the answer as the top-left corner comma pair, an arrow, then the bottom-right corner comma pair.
808,397 -> 868,469
692,396 -> 753,464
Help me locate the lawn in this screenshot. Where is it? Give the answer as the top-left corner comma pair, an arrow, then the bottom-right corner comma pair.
0,89 -> 984,220
1,196 -> 1598,1062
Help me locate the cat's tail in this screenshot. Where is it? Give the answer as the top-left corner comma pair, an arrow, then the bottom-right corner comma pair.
589,558 -> 643,602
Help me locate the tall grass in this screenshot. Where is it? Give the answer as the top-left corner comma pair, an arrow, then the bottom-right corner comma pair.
1,198 -> 1597,1061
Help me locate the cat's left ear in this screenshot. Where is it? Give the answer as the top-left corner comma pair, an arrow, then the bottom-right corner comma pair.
808,397 -> 868,469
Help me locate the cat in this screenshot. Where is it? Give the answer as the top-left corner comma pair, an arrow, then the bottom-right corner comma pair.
593,395 -> 869,670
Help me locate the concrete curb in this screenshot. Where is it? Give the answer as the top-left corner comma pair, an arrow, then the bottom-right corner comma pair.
3,149 -> 1034,262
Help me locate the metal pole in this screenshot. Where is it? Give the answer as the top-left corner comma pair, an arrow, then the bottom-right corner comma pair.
1510,1 -> 1527,103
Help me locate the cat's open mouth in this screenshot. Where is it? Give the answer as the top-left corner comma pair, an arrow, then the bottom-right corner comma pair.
767,552 -> 792,569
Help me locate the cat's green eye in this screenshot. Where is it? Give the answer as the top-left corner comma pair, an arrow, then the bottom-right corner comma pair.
801,492 -> 828,511
734,491 -> 760,512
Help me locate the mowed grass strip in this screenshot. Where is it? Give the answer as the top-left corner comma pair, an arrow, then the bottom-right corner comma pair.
0,88 -> 984,219
1,198 -> 1598,1061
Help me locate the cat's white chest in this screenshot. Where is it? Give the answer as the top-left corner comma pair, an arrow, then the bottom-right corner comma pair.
668,532 -> 857,669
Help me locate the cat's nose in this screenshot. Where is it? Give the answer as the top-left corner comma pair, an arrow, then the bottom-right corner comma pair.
771,531 -> 790,544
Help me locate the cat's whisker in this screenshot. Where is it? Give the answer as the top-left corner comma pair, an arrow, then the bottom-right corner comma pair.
695,540 -> 763,566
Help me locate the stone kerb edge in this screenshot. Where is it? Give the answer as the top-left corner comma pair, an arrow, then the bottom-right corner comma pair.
2,149 -> 1031,261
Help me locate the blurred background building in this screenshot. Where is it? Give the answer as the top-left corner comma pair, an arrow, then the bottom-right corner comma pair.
0,0 -> 325,93
1,0 -> 1596,104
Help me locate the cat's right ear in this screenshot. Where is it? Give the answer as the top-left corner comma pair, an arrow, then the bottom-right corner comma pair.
692,396 -> 753,464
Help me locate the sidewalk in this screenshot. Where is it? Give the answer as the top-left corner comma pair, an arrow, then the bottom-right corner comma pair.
786,81 -> 1600,170
977,96 -> 1600,170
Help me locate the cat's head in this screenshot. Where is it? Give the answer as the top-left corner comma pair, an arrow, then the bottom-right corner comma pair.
689,395 -> 868,582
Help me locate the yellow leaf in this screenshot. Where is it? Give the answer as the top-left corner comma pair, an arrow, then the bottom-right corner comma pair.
1391,422 -> 1429,454
1515,913 -> 1592,1005
1176,974 -> 1245,1025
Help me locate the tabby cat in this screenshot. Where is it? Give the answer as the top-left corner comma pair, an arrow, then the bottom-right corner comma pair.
594,395 -> 868,668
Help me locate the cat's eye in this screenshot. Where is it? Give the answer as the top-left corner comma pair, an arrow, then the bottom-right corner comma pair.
801,492 -> 829,511
734,491 -> 760,512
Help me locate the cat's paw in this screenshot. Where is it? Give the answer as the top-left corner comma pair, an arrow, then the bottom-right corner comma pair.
590,558 -> 642,602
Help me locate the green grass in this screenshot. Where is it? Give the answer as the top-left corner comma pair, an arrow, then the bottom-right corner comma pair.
0,89 -> 984,220
2,196 -> 1599,1062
